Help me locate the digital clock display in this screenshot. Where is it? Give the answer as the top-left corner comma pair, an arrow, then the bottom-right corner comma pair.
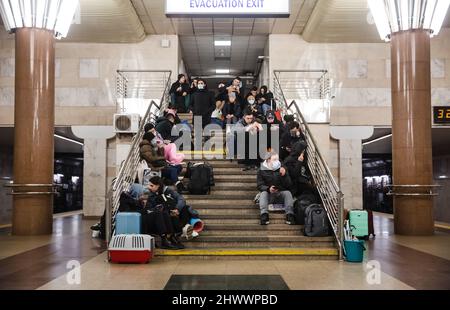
434,107 -> 450,124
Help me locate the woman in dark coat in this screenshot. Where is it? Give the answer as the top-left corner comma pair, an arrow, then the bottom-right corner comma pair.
169,74 -> 190,113
189,79 -> 215,128
142,176 -> 191,249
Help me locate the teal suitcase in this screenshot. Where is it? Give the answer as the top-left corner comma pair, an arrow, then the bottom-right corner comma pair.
349,210 -> 368,237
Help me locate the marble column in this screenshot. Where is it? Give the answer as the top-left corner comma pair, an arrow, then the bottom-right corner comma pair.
12,28 -> 55,235
72,126 -> 115,217
391,30 -> 434,235
330,126 -> 374,210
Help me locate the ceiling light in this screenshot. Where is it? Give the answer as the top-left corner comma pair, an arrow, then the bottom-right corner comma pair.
216,69 -> 230,74
0,0 -> 80,39
214,40 -> 231,47
368,0 -> 450,41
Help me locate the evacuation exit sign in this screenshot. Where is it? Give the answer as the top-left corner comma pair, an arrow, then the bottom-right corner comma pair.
165,0 -> 290,18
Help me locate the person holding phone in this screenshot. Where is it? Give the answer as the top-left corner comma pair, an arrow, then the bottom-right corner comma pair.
257,151 -> 295,225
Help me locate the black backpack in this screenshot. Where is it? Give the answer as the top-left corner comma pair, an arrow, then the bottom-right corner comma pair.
304,204 -> 330,237
187,164 -> 211,195
294,193 -> 317,225
186,162 -> 215,187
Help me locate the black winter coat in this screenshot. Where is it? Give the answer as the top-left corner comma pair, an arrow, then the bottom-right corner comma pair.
190,90 -> 215,116
257,165 -> 293,192
155,118 -> 174,141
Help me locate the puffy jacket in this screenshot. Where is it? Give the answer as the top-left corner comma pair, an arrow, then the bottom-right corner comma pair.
139,139 -> 165,168
146,186 -> 186,211
257,162 -> 292,192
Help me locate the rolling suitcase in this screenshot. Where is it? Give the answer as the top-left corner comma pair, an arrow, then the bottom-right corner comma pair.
115,212 -> 141,235
349,210 -> 369,237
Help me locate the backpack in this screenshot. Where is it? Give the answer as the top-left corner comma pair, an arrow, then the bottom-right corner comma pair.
186,162 -> 215,187
187,164 -> 211,195
304,204 -> 330,237
294,193 -> 317,225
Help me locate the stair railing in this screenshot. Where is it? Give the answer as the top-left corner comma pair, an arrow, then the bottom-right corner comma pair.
273,70 -> 344,260
105,70 -> 172,245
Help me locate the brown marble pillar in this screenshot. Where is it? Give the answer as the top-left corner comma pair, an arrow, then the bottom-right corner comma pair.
12,28 -> 55,235
391,30 -> 434,235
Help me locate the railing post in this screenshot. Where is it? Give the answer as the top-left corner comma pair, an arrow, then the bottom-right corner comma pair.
338,191 -> 344,261
105,192 -> 112,260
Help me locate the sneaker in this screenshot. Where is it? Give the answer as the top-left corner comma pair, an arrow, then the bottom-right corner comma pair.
181,224 -> 194,240
192,231 -> 199,238
286,214 -> 296,225
169,235 -> 185,250
90,222 -> 101,231
260,213 -> 270,225
176,181 -> 186,193
160,236 -> 178,250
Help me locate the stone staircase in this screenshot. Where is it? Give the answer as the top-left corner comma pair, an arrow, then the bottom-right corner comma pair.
156,113 -> 338,260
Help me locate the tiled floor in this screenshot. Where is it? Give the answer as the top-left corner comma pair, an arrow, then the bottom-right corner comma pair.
0,213 -> 449,290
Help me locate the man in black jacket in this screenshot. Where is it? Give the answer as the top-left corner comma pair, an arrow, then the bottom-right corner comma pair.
189,78 -> 215,128
155,110 -> 177,141
283,141 -> 313,197
257,151 -> 295,225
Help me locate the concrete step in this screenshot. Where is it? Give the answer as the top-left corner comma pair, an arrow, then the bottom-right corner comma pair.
212,183 -> 257,189
155,247 -> 339,260
187,199 -> 255,207
213,168 -> 257,175
182,235 -> 335,248
214,175 -> 256,182
205,224 -> 302,231
196,208 -> 260,216
201,229 -> 303,236
200,213 -> 289,225
185,193 -> 256,200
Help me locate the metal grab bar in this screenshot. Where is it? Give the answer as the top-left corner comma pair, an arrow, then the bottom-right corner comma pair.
106,70 -> 172,245
273,70 -> 344,260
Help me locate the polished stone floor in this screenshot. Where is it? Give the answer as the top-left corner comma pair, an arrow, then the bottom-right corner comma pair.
0,212 -> 449,290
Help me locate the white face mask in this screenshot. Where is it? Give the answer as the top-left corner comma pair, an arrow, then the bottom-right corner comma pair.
198,84 -> 205,90
271,160 -> 281,171
248,99 -> 255,105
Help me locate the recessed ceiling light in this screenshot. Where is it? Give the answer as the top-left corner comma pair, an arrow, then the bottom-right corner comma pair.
214,40 -> 231,46
216,69 -> 230,74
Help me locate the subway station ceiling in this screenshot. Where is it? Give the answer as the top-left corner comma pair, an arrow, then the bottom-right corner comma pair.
1,0 -> 449,76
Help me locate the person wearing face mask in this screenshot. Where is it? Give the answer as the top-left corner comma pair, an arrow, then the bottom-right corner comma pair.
257,151 -> 295,225
189,78 -> 215,128
280,121 -> 305,160
245,94 -> 262,119
216,81 -> 228,103
169,74 -> 190,113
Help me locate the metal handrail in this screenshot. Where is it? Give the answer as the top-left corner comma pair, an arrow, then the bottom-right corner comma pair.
387,184 -> 442,187
273,70 -> 344,260
106,70 -> 172,245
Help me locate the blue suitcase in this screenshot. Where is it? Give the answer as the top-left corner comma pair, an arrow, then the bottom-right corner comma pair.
115,212 -> 141,235
349,210 -> 369,237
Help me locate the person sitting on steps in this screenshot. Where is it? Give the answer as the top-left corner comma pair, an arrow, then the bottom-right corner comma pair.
257,151 -> 295,225
143,176 -> 193,249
